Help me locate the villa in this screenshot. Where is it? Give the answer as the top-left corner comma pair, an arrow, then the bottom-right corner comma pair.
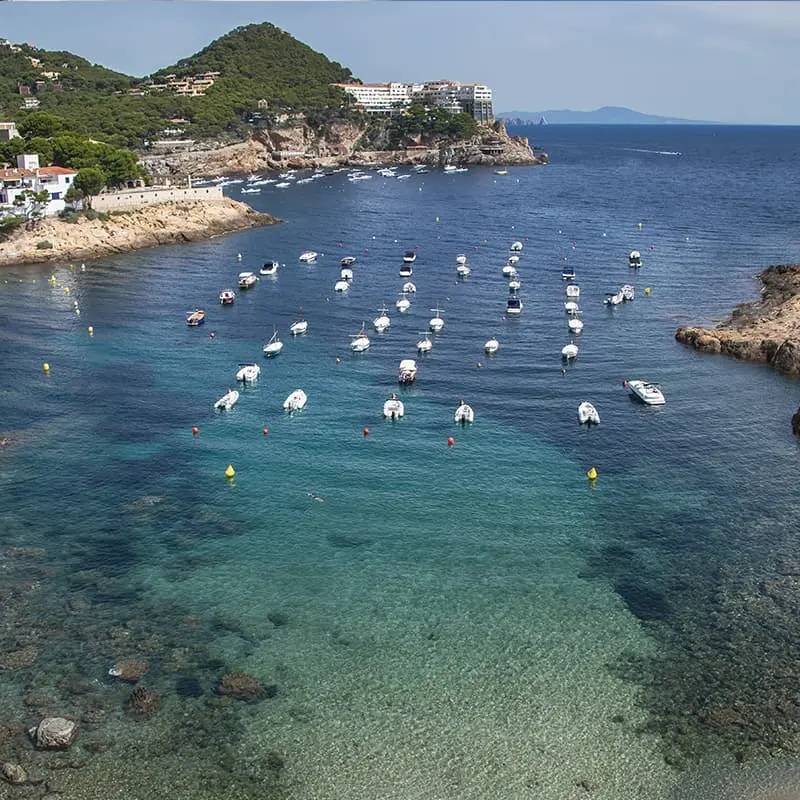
0,153 -> 78,216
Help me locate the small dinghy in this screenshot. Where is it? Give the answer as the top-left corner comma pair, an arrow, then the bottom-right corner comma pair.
340,266 -> 354,280
566,284 -> 580,298
485,336 -> 499,354
454,400 -> 475,424
341,256 -> 357,267
334,279 -> 350,292
508,276 -> 521,291
578,402 -> 600,425
502,263 -> 517,277
565,301 -> 580,315
629,250 -> 642,268
283,389 -> 308,411
236,363 -> 260,383
186,309 -> 205,326
604,290 -> 624,306
561,343 -> 579,360
383,393 -> 404,419
510,241 -> 523,252
214,389 -> 239,411
398,358 -> 418,384
456,254 -> 468,265
402,281 -> 417,294
568,318 -> 584,334
621,284 -> 635,301
457,262 -> 471,277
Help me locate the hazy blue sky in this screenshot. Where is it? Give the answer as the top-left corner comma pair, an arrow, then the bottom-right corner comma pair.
2,1 -> 799,123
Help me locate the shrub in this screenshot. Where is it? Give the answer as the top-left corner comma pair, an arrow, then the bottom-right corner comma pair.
36,240 -> 54,250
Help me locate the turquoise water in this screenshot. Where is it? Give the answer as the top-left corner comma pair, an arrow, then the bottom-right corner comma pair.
2,126 -> 800,798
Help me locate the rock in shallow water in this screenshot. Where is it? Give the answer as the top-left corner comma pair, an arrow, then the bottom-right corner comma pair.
30,717 -> 78,750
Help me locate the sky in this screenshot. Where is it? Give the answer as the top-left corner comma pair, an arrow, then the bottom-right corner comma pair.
1,1 -> 799,124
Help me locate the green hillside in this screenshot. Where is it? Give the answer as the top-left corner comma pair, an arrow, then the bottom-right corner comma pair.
0,23 -> 359,148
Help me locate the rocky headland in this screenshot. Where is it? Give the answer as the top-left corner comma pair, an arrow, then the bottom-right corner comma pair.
675,264 -> 800,377
139,119 -> 546,180
0,198 -> 280,267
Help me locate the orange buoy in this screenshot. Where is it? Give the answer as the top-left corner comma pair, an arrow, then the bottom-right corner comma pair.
363,427 -> 369,437
192,426 -> 199,435
447,437 -> 455,447
262,428 -> 269,435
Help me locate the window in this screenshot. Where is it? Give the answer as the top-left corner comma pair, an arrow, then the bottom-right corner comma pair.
51,192 -> 60,200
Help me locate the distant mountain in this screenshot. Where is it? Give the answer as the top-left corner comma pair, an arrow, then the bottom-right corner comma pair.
499,106 -> 719,125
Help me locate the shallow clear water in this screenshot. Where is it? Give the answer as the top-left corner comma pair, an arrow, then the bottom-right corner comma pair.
2,125 -> 800,798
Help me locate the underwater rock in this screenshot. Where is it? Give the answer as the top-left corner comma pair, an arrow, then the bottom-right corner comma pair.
108,659 -> 149,682
0,645 -> 39,669
128,687 -> 159,716
30,717 -> 78,750
217,673 -> 267,702
1,762 -> 27,784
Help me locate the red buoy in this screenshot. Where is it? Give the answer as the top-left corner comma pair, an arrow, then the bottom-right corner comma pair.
192,427 -> 199,435
363,427 -> 369,437
447,437 -> 455,447
262,428 -> 269,435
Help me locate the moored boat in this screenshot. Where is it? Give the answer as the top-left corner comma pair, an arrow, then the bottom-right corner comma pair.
454,400 -> 475,424
402,281 -> 417,294
399,262 -> 413,278
568,318 -> 584,334
403,250 -> 417,264
398,358 -> 418,384
283,389 -> 308,411
341,256 -> 357,267
510,241 -> 523,252
350,324 -> 370,352
219,289 -> 236,305
290,311 -> 308,336
626,379 -> 665,405
396,294 -> 411,312
259,261 -> 278,276
236,363 -> 261,382
629,250 -> 642,268
429,306 -> 445,332
263,328 -> 283,357
485,336 -> 499,354
566,284 -> 580,298
561,343 -> 579,360
373,305 -> 391,332
621,284 -> 635,301
186,309 -> 205,326
299,251 -> 318,263
334,279 -> 350,292
214,389 -> 239,410
578,401 -> 600,425
238,271 -> 257,289
417,332 -> 433,353
506,296 -> 523,315
604,290 -> 624,306
383,393 -> 404,419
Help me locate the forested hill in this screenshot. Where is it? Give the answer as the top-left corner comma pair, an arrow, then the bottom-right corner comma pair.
151,23 -> 356,110
0,23 -> 359,148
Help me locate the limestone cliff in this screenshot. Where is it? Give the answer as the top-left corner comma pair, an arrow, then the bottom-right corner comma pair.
139,120 -> 547,180
0,198 -> 279,267
675,264 -> 800,377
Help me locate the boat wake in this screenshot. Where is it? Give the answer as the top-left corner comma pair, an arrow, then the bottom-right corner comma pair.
621,147 -> 682,156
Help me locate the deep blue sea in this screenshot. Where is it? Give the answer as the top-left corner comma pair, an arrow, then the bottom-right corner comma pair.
2,125 -> 800,799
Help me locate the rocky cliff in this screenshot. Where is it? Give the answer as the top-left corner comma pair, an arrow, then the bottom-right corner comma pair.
675,264 -> 800,376
0,198 -> 279,267
139,120 -> 546,180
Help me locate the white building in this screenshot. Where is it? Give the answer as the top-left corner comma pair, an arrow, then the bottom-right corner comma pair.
332,79 -> 493,121
0,122 -> 21,142
0,154 -> 78,217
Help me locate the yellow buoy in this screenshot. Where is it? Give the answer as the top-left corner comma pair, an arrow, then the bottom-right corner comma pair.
637,222 -> 643,230
48,274 -> 56,283
64,287 -> 70,294
43,362 -> 50,373
88,326 -> 94,335
587,467 -> 598,480
225,464 -> 235,479
645,287 -> 651,296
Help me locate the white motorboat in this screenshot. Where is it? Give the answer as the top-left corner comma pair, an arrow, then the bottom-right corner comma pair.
604,290 -> 624,306
417,333 -> 433,353
275,182 -> 291,188
562,269 -> 576,280
429,306 -> 445,332
485,336 -> 500,354
238,271 -> 257,289
396,294 -> 411,312
290,312 -> 308,336
260,261 -> 278,276
454,401 -> 475,424
399,263 -> 413,277
402,281 -> 417,294
263,328 -> 283,357
578,402 -> 600,425
629,250 -> 642,268
621,284 -> 635,302
334,279 -> 350,292
340,267 -> 354,280
219,289 -> 236,305
565,301 -> 580,315
383,394 -> 405,419
508,277 -> 521,291
341,256 -> 357,267
568,318 -> 584,334
502,263 -> 517,277
456,254 -> 468,265
510,241 -> 523,252
235,363 -> 261,383
373,305 -> 391,332
506,296 -> 523,315
566,284 -> 580,298
508,255 -> 520,265
214,389 -> 239,411
443,165 -> 457,173
350,324 -> 370,352
403,250 -> 417,263
283,389 -> 308,411
456,262 -> 471,277
398,358 -> 418,384
561,343 -> 579,360
299,251 -> 318,263
626,380 -> 666,405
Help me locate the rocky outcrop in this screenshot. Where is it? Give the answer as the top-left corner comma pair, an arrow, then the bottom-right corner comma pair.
0,198 -> 280,267
138,120 -> 547,180
675,265 -> 800,377
29,717 -> 78,750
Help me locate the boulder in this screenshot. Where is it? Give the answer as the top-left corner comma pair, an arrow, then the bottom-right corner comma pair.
217,672 -> 267,702
108,659 -> 148,682
30,717 -> 78,750
0,762 -> 27,784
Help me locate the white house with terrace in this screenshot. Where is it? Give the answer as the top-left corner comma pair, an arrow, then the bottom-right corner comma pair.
0,153 -> 78,217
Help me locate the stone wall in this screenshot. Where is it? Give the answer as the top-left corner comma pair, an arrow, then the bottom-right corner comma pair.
92,185 -> 223,211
